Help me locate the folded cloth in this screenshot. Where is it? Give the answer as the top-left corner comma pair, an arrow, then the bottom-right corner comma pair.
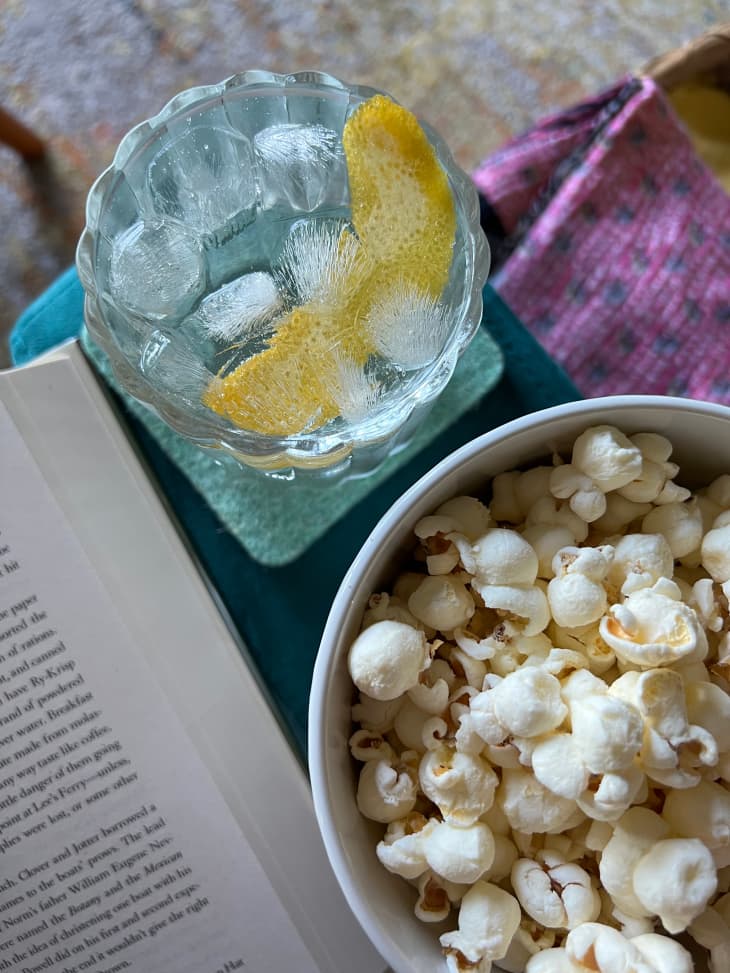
474,76 -> 730,403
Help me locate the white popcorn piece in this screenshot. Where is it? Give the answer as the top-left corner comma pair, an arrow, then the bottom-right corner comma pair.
548,546 -> 611,628
427,549 -> 463,576
525,948 -> 581,972
526,496 -> 590,543
617,433 -> 689,507
522,524 -> 576,579
641,501 -> 703,559
551,623 -> 616,675
443,951 -> 492,973
394,697 -> 432,751
632,668 -> 718,789
490,470 -> 523,524
376,813 -> 432,879
422,819 -> 496,884
632,837 -> 718,933
361,591 -> 422,630
549,572 -> 608,631
356,757 -> 418,823
392,571 -> 428,603
610,906 -> 655,940
565,923 -> 658,972
453,624 -> 498,661
549,463 -> 607,523
435,496 -> 492,540
413,516 -> 464,575
407,669 -> 451,715
449,645 -> 489,689
419,746 -> 498,826
630,431 -> 673,464
351,692 -> 403,733
408,575 -> 476,632
473,581 -> 550,636
701,522 -> 730,582
524,646 -> 589,680
689,905 -> 730,973
555,545 -> 614,583
705,473 -> 730,507
498,766 -> 581,835
486,626 -> 554,677
484,833 -> 520,883
532,734 -> 589,801
414,513 -> 464,540
585,818 -> 613,852
440,880 -> 521,965
575,764 -> 646,823
454,689 -> 503,753
415,870 -> 454,923
690,577 -> 724,633
349,727 -> 395,762
685,679 -> 730,749
498,919 -> 558,973
606,533 -> 674,596
617,460 -> 670,504
599,806 -> 670,918
571,692 -> 642,773
560,667 -> 608,705
348,619 -> 431,700
470,528 -> 539,585
592,493 -> 652,535
511,852 -> 600,929
422,715 -> 449,750
572,425 -> 643,491
599,583 -> 707,668
630,932 -> 694,973
662,779 -> 730,868
515,466 -> 555,515
491,667 -> 567,738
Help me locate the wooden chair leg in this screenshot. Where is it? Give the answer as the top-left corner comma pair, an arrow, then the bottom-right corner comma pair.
0,106 -> 45,160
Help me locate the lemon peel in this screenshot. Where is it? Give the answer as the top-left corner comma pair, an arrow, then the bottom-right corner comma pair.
202,94 -> 456,437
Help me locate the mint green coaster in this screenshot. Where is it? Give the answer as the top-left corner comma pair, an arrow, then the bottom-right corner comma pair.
82,327 -> 503,565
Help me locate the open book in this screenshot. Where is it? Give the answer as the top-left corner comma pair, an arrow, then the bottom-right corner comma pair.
0,342 -> 386,973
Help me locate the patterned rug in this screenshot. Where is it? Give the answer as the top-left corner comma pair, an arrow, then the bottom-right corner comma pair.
1,0 -> 727,367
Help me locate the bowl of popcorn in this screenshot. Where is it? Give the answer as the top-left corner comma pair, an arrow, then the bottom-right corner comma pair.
309,395 -> 730,973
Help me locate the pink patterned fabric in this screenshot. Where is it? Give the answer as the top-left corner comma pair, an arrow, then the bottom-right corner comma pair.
473,77 -> 730,403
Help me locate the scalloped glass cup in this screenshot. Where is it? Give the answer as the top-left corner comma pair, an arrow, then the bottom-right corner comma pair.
76,71 -> 490,480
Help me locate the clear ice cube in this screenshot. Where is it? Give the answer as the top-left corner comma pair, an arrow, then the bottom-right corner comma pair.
254,123 -> 344,212
147,125 -> 256,241
276,217 -> 369,305
329,354 -> 383,423
139,329 -> 213,405
109,219 -> 205,320
194,272 -> 283,343
365,283 -> 452,370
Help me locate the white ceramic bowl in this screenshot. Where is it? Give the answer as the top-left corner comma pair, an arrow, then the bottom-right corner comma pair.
309,394 -> 730,973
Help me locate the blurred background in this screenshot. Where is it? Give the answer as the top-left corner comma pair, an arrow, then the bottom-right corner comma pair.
1,0 -> 727,367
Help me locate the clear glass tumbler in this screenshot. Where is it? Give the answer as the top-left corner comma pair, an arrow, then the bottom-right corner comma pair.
76,71 -> 490,480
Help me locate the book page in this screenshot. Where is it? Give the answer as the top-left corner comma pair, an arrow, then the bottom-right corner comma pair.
0,399 -> 322,973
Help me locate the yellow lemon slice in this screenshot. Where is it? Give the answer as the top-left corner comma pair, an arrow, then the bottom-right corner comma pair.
202,94 -> 456,437
343,93 -> 456,297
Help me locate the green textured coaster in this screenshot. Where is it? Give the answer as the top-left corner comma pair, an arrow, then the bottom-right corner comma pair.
82,326 -> 503,565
